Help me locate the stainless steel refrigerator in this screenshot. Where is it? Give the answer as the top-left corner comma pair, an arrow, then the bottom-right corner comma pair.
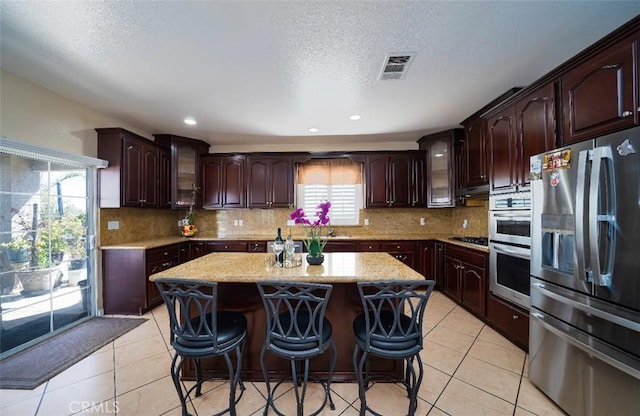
529,126 -> 640,416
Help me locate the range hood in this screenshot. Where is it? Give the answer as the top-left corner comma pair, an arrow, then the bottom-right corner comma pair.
456,184 -> 489,199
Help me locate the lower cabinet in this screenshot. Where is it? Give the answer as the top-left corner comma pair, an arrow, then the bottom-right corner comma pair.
444,244 -> 488,318
418,241 -> 435,280
102,244 -> 180,315
179,241 -> 205,262
487,293 -> 529,350
356,241 -> 417,270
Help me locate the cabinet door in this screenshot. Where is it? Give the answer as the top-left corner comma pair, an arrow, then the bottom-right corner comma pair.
444,255 -> 462,303
269,158 -> 293,207
515,82 -> 557,188
388,155 -> 413,207
159,148 -> 172,208
562,34 -> 638,145
201,157 -> 224,208
175,142 -> 198,207
247,158 -> 270,208
465,118 -> 488,186
454,137 -> 466,192
122,137 -> 143,206
222,157 -> 245,208
141,145 -> 159,207
487,294 -> 529,350
413,155 -> 426,207
427,135 -> 454,207
434,242 -> 445,290
461,262 -> 486,317
366,155 -> 390,207
488,108 -> 517,194
418,241 -> 434,280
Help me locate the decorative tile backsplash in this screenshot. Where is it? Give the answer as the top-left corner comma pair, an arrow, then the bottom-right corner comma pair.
100,203 -> 489,246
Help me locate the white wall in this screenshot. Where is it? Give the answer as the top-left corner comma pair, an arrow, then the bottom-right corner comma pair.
0,70 -> 153,156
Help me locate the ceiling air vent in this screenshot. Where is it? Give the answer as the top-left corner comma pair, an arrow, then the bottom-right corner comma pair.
379,53 -> 415,81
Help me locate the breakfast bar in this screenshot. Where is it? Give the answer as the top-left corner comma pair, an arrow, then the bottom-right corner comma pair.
149,252 -> 427,381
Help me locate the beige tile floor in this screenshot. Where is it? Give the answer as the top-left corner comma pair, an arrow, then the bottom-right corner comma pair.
0,291 -> 566,416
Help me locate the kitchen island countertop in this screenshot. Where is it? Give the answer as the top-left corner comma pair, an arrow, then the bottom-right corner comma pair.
149,252 -> 425,283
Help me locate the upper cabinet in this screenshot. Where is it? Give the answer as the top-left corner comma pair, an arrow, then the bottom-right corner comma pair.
464,118 -> 488,187
419,130 -> 461,207
488,82 -> 557,194
96,127 -> 161,208
365,152 -> 424,208
201,155 -> 246,209
153,134 -> 210,209
246,155 -> 294,208
561,33 -> 639,144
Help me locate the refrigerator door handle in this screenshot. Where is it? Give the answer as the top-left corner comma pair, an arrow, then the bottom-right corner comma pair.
575,149 -> 590,282
589,146 -> 616,288
530,311 -> 640,379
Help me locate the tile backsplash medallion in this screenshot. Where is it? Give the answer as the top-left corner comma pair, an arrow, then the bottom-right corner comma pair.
100,202 -> 489,246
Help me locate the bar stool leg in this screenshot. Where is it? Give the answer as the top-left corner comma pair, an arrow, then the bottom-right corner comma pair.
260,346 -> 272,416
195,358 -> 203,397
170,354 -> 191,416
326,342 -> 337,410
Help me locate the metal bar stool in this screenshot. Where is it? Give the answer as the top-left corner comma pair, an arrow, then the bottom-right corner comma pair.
156,278 -> 247,416
256,281 -> 337,416
352,280 -> 435,416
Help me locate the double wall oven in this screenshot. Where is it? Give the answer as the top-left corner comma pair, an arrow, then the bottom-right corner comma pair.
489,192 -> 531,309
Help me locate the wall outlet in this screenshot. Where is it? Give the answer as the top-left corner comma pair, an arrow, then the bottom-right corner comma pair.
364,219 -> 370,226
462,219 -> 468,229
287,219 -> 296,227
233,220 -> 239,226
420,218 -> 426,226
238,219 -> 244,226
107,220 -> 119,230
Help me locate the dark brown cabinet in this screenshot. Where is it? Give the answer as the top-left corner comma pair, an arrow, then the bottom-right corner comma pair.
418,241 -> 435,280
561,33 -> 639,145
444,244 -> 488,318
381,241 -> 416,269
464,118 -> 488,187
366,153 -> 423,208
205,241 -> 248,253
201,155 -> 246,209
419,130 -> 461,207
488,82 -> 556,193
487,293 -> 529,350
434,241 -> 445,290
159,147 -> 171,209
97,128 -> 161,208
153,134 -> 210,209
179,241 -> 205,262
102,244 -> 180,315
322,241 -> 358,253
454,135 -> 466,194
246,156 -> 294,208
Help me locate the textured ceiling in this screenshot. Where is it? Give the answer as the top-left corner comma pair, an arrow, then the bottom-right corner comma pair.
1,1 -> 639,149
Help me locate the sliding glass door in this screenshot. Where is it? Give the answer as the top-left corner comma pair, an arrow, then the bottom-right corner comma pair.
0,149 -> 99,358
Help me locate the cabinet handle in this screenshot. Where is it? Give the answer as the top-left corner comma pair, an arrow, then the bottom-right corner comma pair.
622,110 -> 633,117
601,64 -> 618,70
512,315 -> 519,320
162,262 -> 172,267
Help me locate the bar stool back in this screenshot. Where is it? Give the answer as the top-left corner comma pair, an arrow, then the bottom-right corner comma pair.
352,280 -> 435,416
257,281 -> 337,416
156,278 -> 247,416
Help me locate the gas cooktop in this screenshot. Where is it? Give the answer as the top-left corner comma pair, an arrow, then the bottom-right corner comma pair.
449,236 -> 489,246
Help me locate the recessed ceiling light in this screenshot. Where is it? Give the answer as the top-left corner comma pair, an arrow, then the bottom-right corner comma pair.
350,114 -> 362,120
308,128 -> 319,133
184,117 -> 197,125
434,153 -> 444,158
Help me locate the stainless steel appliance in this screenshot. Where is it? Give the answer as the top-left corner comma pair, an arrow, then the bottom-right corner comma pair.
489,192 -> 531,309
529,127 -> 640,416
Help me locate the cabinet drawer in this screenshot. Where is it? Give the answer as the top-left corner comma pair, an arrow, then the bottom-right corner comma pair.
146,256 -> 179,275
357,242 -> 381,252
146,245 -> 180,263
445,244 -> 486,268
206,242 -> 248,252
487,294 -> 529,349
248,242 -> 267,252
380,241 -> 415,252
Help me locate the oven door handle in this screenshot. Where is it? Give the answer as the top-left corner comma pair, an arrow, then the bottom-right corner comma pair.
492,244 -> 530,260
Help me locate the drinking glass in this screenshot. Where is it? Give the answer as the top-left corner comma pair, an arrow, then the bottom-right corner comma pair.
273,240 -> 285,267
284,239 -> 296,267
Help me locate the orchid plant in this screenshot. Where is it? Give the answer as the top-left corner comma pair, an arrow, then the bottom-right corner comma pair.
289,201 -> 331,257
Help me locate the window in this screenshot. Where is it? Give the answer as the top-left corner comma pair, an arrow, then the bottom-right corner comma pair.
297,159 -> 363,226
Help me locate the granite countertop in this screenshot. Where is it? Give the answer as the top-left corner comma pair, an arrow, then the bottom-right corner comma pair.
149,252 -> 426,283
100,234 -> 489,253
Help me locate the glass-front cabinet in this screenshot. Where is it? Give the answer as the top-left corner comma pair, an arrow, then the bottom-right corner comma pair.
153,134 -> 210,209
419,129 -> 462,207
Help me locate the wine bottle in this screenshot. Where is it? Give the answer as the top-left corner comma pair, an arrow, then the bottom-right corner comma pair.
275,227 -> 284,264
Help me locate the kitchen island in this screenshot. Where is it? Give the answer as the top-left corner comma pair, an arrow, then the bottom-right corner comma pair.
150,252 -> 427,381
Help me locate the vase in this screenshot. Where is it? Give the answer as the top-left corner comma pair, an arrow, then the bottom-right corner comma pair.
306,254 -> 324,265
